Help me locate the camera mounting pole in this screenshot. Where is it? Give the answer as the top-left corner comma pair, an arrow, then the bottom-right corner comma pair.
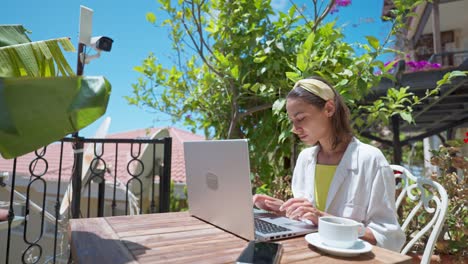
76,43 -> 85,76
70,5 -> 113,219
70,5 -> 94,219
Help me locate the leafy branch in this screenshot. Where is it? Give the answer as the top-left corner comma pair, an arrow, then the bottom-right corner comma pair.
358,71 -> 468,126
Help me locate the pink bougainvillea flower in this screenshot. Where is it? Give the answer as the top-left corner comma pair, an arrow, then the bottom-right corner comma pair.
404,60 -> 441,72
330,0 -> 351,14
336,0 -> 352,6
384,57 -> 442,72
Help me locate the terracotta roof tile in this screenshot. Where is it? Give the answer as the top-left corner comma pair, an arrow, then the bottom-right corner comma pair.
0,127 -> 204,185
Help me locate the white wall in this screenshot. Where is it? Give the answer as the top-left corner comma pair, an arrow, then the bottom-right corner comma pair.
423,0 -> 468,50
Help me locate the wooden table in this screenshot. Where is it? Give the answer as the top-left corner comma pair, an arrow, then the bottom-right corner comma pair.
69,212 -> 412,264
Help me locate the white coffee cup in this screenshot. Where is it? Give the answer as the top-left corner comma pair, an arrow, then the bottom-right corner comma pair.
318,216 -> 365,249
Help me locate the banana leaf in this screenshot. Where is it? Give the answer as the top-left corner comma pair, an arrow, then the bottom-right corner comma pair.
0,76 -> 111,159
0,25 -> 31,47
0,38 -> 75,78
0,25 -> 75,78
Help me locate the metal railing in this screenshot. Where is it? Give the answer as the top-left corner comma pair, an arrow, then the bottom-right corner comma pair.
428,50 -> 468,67
0,136 -> 172,264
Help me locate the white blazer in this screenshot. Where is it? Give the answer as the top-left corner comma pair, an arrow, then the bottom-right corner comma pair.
292,137 -> 405,252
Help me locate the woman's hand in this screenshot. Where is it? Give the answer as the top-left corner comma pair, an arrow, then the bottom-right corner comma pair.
280,198 -> 327,225
0,209 -> 8,221
252,194 -> 284,214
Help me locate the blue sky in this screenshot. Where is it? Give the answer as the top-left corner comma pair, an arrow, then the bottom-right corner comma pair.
3,0 -> 391,137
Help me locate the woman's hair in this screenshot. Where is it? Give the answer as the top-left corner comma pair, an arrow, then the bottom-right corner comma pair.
287,76 -> 353,149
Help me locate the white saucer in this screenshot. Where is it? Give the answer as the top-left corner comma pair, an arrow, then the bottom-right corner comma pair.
305,233 -> 372,257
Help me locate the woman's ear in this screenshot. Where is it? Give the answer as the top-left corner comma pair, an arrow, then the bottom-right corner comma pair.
324,100 -> 336,117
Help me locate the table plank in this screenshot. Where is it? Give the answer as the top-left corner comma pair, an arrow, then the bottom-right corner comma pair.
135,239 -> 246,263
371,246 -> 414,264
124,227 -> 230,250
69,217 -> 138,264
69,213 -> 413,264
107,212 -> 211,238
120,214 -> 248,263
280,236 -> 411,264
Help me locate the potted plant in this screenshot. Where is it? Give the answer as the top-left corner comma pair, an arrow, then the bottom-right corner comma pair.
402,134 -> 467,263
427,136 -> 467,263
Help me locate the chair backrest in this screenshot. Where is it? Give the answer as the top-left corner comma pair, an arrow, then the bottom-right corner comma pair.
391,165 -> 449,264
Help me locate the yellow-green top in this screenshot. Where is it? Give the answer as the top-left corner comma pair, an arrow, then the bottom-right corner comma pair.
314,164 -> 337,211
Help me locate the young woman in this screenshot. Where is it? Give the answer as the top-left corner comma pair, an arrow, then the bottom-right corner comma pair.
253,77 -> 405,252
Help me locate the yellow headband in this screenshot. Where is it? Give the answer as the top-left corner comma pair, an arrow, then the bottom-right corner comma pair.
293,79 -> 335,101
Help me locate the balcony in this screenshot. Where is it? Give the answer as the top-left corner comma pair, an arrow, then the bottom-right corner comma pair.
0,134 -> 174,263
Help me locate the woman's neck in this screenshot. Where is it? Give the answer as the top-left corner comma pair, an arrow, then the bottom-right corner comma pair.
317,136 -> 351,165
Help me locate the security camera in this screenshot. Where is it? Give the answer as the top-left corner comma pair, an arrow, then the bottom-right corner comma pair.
80,36 -> 113,64
90,36 -> 113,52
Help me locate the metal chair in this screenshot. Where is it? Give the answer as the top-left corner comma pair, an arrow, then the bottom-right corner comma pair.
391,165 -> 449,264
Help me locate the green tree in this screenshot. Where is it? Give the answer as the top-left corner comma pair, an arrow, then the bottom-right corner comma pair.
128,0 -> 315,184
127,0 -> 431,194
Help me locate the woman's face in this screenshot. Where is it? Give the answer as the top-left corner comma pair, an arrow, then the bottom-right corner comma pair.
286,98 -> 332,145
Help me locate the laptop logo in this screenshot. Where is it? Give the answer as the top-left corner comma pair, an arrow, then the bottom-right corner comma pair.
205,172 -> 219,190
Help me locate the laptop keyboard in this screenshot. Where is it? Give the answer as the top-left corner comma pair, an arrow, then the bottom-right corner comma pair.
255,218 -> 291,234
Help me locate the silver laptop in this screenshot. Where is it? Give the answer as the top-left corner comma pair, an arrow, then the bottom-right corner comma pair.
183,139 -> 317,241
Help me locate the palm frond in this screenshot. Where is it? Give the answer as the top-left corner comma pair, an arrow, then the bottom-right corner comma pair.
0,25 -> 31,47
0,37 -> 76,78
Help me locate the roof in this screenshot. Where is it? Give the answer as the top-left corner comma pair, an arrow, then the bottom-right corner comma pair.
106,127 -> 205,183
0,127 -> 204,185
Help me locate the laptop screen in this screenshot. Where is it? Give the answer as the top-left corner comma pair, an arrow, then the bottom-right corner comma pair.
183,139 -> 255,240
